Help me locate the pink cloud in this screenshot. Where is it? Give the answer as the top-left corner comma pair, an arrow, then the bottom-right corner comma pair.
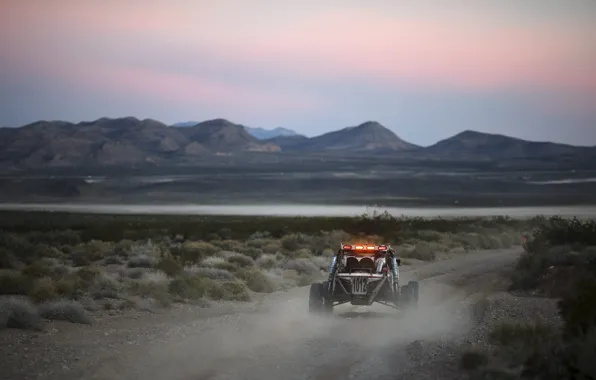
10,56 -> 324,113
2,2 -> 595,109
222,9 -> 596,95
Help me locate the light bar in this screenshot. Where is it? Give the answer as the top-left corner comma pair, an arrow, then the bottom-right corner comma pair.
342,244 -> 387,251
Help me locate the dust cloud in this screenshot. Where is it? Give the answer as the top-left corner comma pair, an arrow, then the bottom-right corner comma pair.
101,277 -> 474,380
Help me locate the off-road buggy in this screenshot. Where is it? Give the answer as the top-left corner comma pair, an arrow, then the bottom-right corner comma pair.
309,243 -> 419,313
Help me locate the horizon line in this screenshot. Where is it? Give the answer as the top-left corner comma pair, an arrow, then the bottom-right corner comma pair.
4,115 -> 595,149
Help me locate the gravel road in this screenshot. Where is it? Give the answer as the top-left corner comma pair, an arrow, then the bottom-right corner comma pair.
2,248 -> 523,380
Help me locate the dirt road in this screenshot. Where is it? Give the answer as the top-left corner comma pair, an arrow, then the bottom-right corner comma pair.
2,248 -> 522,380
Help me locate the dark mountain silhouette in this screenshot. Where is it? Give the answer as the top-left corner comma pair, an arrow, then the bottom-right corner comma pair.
0,117 -> 593,169
267,121 -> 419,152
172,120 -> 299,140
0,117 -> 279,168
422,130 -> 593,160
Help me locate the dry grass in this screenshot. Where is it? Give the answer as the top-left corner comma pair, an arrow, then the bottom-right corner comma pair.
0,212 -> 535,331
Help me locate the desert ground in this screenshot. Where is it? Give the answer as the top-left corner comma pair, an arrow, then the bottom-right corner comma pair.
1,211 -> 594,379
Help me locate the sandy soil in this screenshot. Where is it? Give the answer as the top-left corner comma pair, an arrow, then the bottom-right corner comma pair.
1,248 -> 544,380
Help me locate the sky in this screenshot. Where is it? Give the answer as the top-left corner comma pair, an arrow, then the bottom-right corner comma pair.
1,0 -> 596,146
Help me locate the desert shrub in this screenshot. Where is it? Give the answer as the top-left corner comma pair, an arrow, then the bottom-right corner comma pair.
415,230 -> 445,242
0,272 -> 31,295
127,254 -> 155,268
21,260 -> 54,278
211,239 -> 245,252
167,274 -> 213,301
89,274 -> 121,300
38,299 -> 92,324
113,239 -> 134,257
70,240 -> 113,266
76,266 -> 101,285
280,233 -> 315,252
510,217 -> 596,292
104,256 -> 124,265
28,229 -> 81,246
514,325 -> 596,379
279,267 -> 318,287
489,321 -> 559,348
242,247 -> 264,259
557,274 -> 596,338
283,258 -> 321,278
0,298 -> 44,331
54,278 -> 77,299
0,233 -> 37,263
185,266 -> 234,281
248,231 -> 271,240
0,247 -> 20,269
155,256 -> 182,277
221,281 -> 251,301
123,268 -> 146,280
318,230 -> 353,250
212,261 -> 238,272
130,240 -> 164,257
256,254 -> 277,269
227,253 -> 254,268
171,241 -> 220,265
28,277 -> 58,303
245,238 -> 274,249
405,242 -> 436,261
126,281 -> 171,307
236,268 -> 276,293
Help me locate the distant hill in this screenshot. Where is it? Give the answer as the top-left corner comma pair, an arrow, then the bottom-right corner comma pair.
176,119 -> 280,153
1,117 -> 594,169
421,130 -> 593,160
244,126 -> 299,140
171,121 -> 198,128
172,121 -> 299,140
268,121 -> 419,152
0,117 -> 279,168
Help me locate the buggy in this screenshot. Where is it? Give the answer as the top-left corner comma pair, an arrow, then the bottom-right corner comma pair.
309,243 -> 419,313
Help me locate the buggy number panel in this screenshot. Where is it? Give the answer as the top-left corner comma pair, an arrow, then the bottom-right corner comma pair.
352,277 -> 368,295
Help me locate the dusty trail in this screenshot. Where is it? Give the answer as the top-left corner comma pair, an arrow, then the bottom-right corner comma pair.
2,248 -> 520,380
76,249 -> 520,380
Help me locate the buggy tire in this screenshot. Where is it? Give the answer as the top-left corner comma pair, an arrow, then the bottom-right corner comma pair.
403,281 -> 419,309
309,282 -> 332,313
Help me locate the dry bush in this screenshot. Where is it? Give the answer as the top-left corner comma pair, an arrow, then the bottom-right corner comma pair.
88,273 -> 121,300
220,281 -> 251,301
28,277 -> 58,303
38,299 -> 92,324
0,247 -> 20,269
211,239 -> 245,252
227,253 -> 255,268
280,233 -> 315,253
167,274 -> 213,301
155,256 -> 182,277
255,254 -> 277,269
171,241 -> 220,265
21,260 -> 54,278
126,254 -> 155,268
0,297 -> 44,331
0,271 -> 31,295
204,280 -> 251,302
69,240 -> 113,266
184,266 -> 234,281
126,281 -> 171,307
235,268 -> 276,293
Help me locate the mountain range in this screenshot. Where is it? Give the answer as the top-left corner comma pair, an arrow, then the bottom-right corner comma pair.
0,117 -> 594,169
172,121 -> 299,140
